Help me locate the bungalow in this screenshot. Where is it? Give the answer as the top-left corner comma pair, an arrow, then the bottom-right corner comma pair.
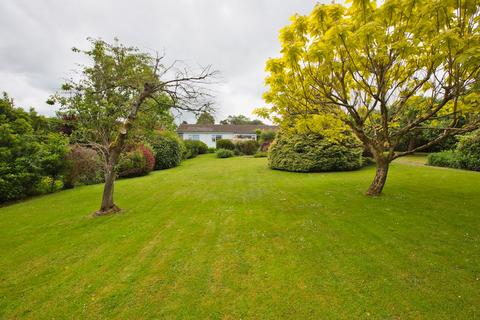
177,124 -> 279,148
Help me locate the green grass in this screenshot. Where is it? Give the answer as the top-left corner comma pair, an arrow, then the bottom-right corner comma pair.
394,153 -> 428,165
1,154 -> 479,319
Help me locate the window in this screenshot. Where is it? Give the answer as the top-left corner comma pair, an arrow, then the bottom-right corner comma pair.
188,135 -> 200,141
212,134 -> 222,142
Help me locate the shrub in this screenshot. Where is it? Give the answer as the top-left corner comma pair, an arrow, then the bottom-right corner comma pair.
361,157 -> 375,166
149,131 -> 183,169
456,131 -> 480,171
63,144 -> 104,188
259,130 -> 276,143
117,148 -> 148,178
139,144 -> 155,172
183,140 -> 199,159
216,139 -> 235,150
427,150 -> 462,169
195,141 -> 209,154
235,140 -> 258,155
260,141 -> 272,152
183,140 -> 208,158
253,151 -> 268,158
458,154 -> 480,171
268,131 -> 363,172
216,148 -> 235,158
36,176 -> 63,194
428,131 -> 480,171
208,147 -> 216,153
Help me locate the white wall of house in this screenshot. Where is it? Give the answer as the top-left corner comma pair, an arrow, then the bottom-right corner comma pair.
179,132 -> 256,148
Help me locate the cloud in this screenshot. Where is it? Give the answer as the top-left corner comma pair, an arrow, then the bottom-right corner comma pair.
0,0 -> 323,121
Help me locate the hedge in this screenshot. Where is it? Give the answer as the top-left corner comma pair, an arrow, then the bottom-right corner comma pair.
216,139 -> 235,150
428,131 -> 480,171
268,131 -> 363,172
149,131 -> 183,169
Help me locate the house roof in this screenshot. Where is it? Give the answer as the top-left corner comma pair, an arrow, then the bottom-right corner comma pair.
177,124 -> 279,134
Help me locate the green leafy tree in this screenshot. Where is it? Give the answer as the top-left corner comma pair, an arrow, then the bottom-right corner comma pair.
134,93 -> 177,141
50,38 -> 216,215
0,94 -> 68,202
257,0 -> 480,195
196,111 -> 215,124
220,114 -> 264,125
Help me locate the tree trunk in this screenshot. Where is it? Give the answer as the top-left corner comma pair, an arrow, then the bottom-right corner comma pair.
366,158 -> 389,196
93,83 -> 154,216
95,150 -> 121,216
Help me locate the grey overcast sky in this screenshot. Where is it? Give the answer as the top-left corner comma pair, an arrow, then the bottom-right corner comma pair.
0,0 -> 329,123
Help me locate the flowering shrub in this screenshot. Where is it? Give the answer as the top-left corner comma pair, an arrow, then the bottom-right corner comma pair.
139,144 -> 155,172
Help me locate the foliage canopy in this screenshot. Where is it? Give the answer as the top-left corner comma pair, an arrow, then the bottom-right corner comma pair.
257,0 -> 480,194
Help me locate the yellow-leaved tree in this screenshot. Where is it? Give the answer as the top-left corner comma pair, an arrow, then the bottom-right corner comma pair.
257,0 -> 480,195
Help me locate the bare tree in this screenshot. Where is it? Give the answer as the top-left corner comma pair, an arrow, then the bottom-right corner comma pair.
51,38 -> 217,215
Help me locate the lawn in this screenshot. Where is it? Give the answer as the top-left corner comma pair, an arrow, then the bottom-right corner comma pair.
1,154 -> 479,319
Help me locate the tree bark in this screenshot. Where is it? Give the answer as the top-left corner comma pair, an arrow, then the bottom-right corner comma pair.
95,149 -> 122,216
93,84 -> 154,216
366,157 -> 389,196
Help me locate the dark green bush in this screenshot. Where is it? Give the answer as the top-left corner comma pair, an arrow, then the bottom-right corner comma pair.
208,147 -> 216,153
216,148 -> 235,158
183,140 -> 199,159
428,131 -> 480,171
456,131 -> 480,171
216,139 -> 235,150
268,132 -> 363,172
362,157 -> 375,166
183,140 -> 208,158
458,154 -> 480,171
235,140 -> 258,155
427,150 -> 462,169
194,140 -> 209,154
117,148 -> 148,178
149,131 -> 183,169
0,94 -> 70,203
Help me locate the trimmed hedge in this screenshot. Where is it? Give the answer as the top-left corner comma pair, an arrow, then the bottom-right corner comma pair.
427,151 -> 461,169
428,130 -> 480,171
268,132 -> 363,172
216,148 -> 235,158
216,139 -> 235,150
149,131 -> 183,169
